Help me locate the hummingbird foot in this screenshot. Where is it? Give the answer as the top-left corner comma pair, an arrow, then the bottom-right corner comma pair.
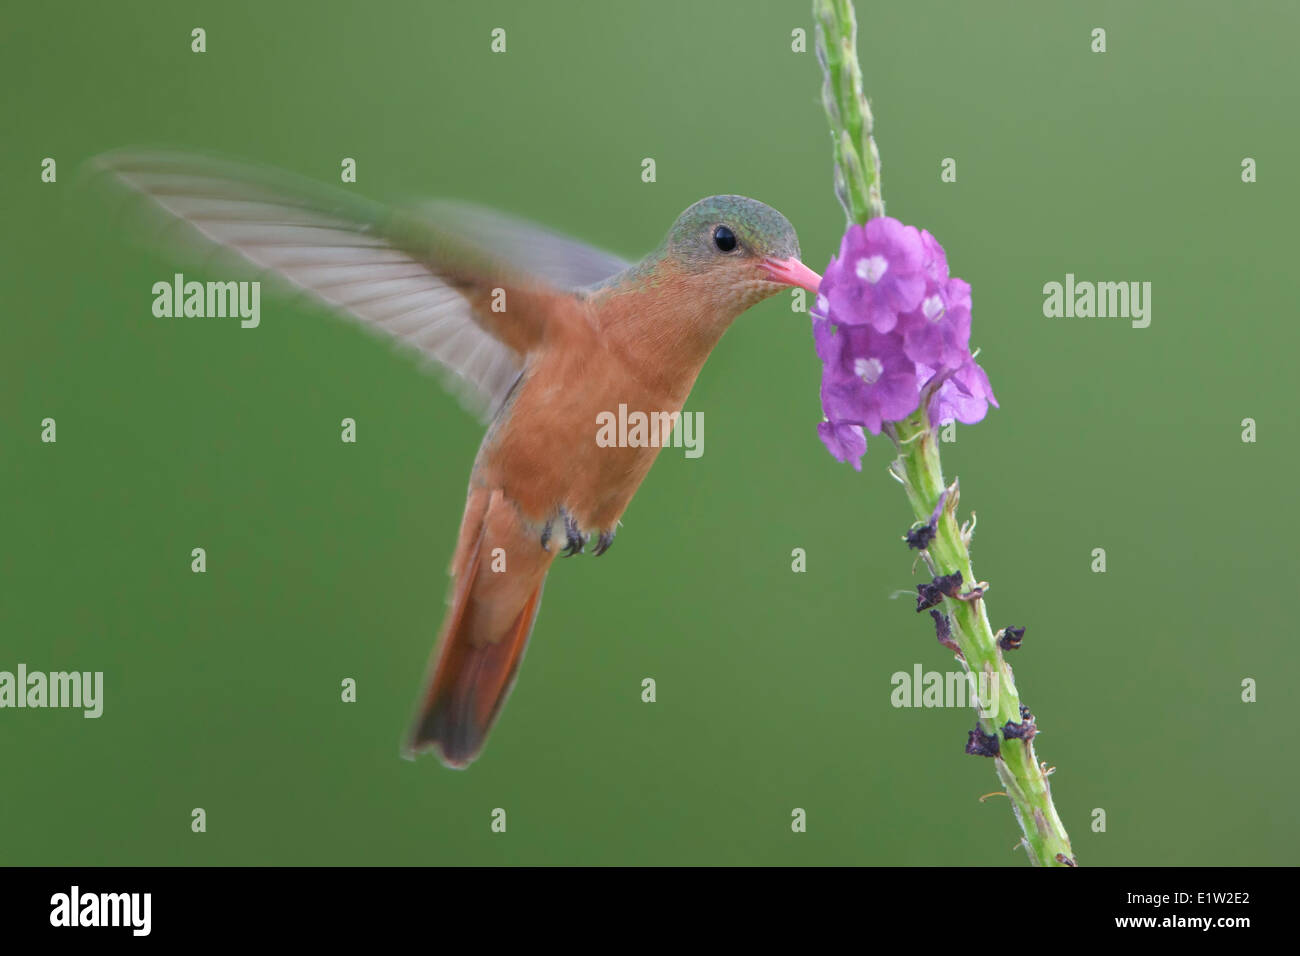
592,529 -> 615,556
540,520 -> 553,552
560,511 -> 588,557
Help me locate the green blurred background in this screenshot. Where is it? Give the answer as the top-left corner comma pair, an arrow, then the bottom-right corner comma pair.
2,0 -> 1297,865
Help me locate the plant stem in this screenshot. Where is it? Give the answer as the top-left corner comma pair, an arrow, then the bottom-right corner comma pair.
891,411 -> 1075,866
814,0 -> 885,224
814,0 -> 1075,866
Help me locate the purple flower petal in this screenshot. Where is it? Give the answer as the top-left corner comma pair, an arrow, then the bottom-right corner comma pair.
920,229 -> 949,284
810,221 -> 995,465
925,357 -> 999,426
820,325 -> 920,434
810,313 -> 841,365
821,218 -> 927,332
817,420 -> 867,471
900,276 -> 972,370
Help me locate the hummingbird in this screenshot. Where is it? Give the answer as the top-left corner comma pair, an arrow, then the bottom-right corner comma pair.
90,151 -> 822,768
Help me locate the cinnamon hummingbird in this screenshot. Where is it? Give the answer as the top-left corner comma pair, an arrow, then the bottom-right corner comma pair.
90,151 -> 822,767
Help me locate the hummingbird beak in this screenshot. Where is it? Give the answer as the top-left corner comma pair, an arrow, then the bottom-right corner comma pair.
761,256 -> 822,293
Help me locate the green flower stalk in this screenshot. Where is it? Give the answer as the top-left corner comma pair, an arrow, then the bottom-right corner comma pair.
891,412 -> 1075,866
811,0 -> 1075,866
815,0 -> 885,224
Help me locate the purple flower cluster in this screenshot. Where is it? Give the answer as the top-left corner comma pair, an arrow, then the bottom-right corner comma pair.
811,218 -> 997,470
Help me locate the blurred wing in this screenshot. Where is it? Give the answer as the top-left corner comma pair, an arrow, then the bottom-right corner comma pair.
88,150 -> 628,420
419,200 -> 629,291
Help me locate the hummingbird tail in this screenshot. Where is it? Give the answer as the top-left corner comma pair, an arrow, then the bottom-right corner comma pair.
406,488 -> 551,768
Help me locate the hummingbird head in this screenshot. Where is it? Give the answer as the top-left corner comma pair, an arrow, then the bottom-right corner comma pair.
591,195 -> 823,377
663,195 -> 822,312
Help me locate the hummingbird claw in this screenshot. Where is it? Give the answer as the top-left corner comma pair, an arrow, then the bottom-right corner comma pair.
593,530 -> 615,556
560,512 -> 587,557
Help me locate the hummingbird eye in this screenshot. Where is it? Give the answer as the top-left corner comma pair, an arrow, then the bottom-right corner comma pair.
712,225 -> 738,253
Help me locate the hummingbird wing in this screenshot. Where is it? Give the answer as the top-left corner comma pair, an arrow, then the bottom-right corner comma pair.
87,150 -> 630,420
417,199 -> 630,291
